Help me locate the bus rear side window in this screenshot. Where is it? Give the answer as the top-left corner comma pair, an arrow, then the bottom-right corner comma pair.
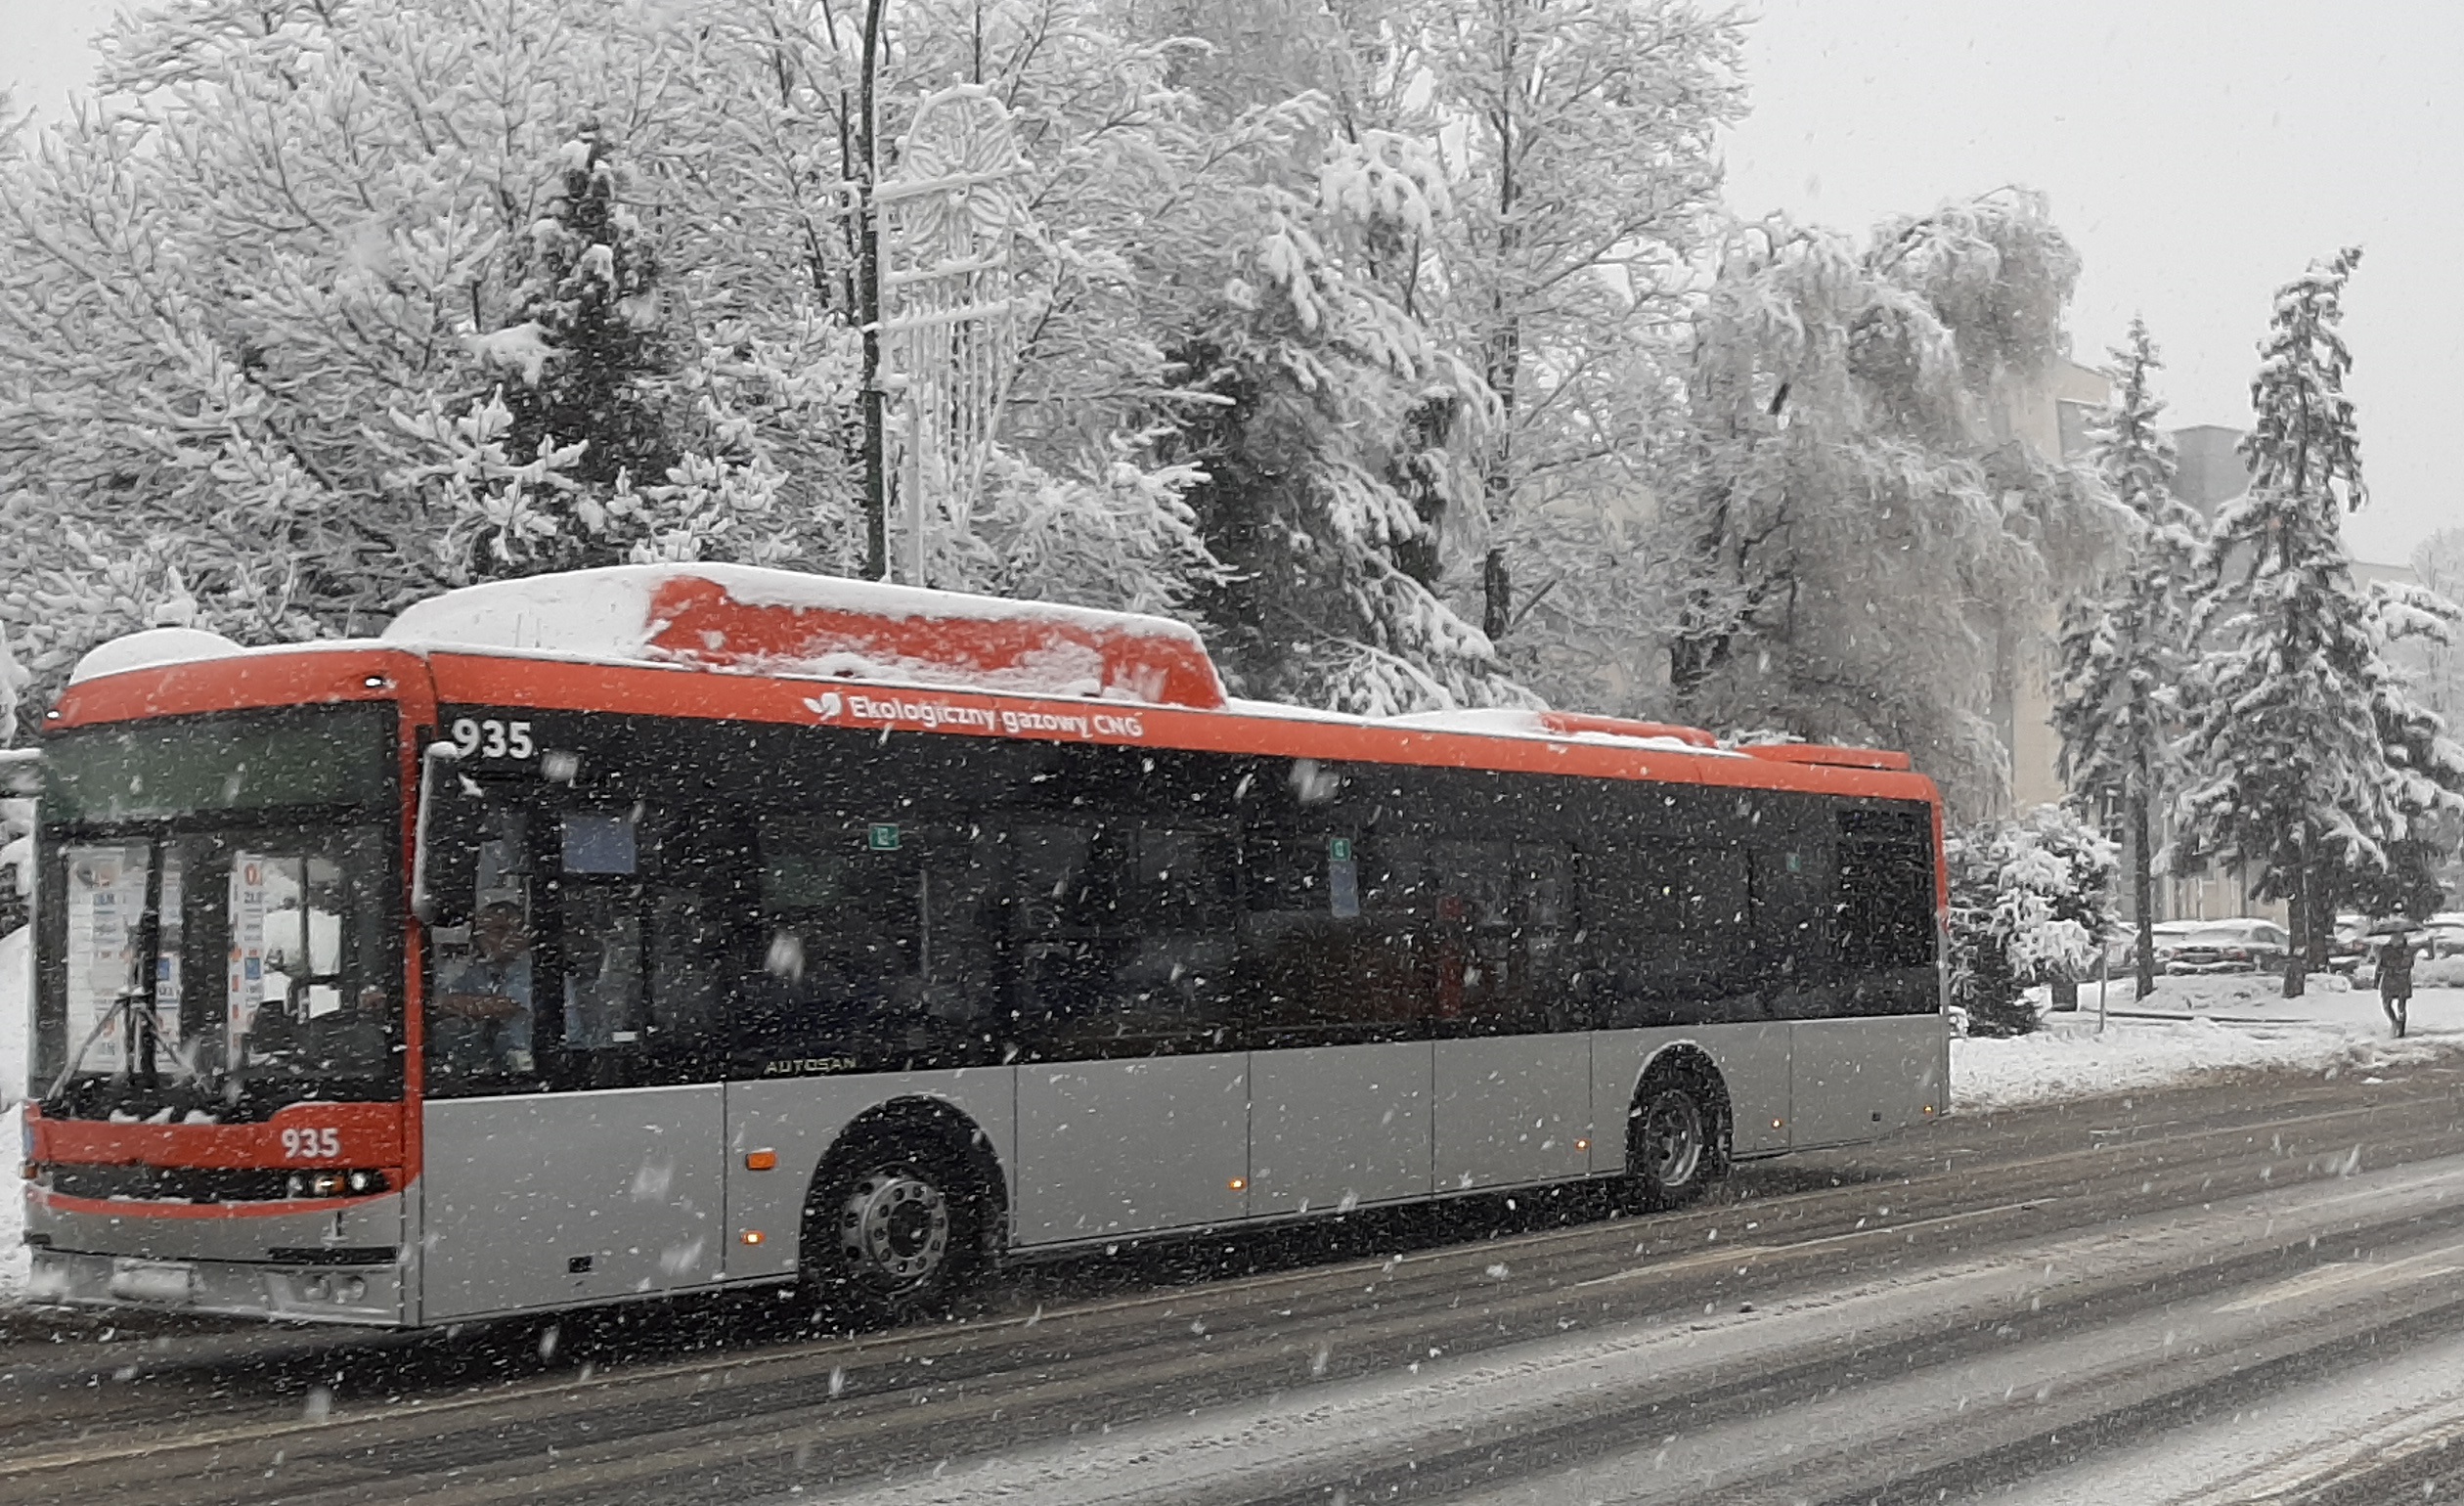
1835,813 -> 1936,970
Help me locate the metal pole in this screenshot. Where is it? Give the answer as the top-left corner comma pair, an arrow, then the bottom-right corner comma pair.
2097,949 -> 2109,1034
909,390 -> 926,586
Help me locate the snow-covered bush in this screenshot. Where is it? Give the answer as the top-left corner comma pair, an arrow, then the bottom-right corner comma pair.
1948,805 -> 2119,1036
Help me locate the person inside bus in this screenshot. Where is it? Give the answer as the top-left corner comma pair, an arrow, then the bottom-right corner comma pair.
432,901 -> 537,1075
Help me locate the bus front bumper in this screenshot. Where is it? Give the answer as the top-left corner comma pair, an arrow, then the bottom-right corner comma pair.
26,1247 -> 406,1326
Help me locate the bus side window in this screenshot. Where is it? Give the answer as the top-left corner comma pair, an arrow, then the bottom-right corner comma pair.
645,887 -> 726,1079
559,884 -> 644,1080
1833,806 -> 1938,1017
1110,826 -> 1237,1051
1236,829 -> 1385,1047
742,820 -> 923,1072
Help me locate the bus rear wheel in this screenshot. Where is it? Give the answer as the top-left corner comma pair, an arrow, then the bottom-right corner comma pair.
803,1137 -> 984,1330
1627,1075 -> 1725,1211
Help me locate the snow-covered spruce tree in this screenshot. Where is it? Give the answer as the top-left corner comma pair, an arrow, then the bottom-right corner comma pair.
2177,248 -> 2464,994
1946,805 -> 2118,1037
1667,194 -> 2125,817
2051,319 -> 2205,997
475,131 -> 685,573
1156,127 -> 1538,716
2327,582 -> 2464,921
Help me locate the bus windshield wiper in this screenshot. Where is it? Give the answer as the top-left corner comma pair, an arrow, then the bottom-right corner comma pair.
44,834 -> 207,1103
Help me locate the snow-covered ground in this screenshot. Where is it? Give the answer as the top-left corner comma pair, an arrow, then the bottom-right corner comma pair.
1955,973 -> 2464,1109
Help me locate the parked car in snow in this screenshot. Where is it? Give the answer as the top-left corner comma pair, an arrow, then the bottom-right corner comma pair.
2326,914 -> 2373,974
2422,914 -> 2464,958
2119,920 -> 2200,973
2165,918 -> 2292,975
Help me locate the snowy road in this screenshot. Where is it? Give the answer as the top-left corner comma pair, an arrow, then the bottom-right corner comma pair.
4,1058 -> 2463,1505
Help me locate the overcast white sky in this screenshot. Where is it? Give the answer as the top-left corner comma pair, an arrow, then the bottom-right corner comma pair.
4,0 -> 2456,563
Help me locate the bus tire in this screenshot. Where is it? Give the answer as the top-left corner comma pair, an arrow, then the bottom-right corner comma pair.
801,1130 -> 988,1330
1626,1065 -> 1728,1212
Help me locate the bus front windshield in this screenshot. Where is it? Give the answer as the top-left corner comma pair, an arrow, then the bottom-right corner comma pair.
32,706 -> 404,1122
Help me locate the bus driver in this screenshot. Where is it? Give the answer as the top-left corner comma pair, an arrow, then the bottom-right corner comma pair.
432,901 -> 537,1075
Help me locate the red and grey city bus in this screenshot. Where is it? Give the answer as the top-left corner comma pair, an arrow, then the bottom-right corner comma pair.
18,563 -> 1947,1327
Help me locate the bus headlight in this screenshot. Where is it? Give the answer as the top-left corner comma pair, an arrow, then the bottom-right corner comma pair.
286,1170 -> 389,1198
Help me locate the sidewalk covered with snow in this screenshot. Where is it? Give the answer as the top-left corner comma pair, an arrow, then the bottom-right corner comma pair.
1955,974 -> 2464,1109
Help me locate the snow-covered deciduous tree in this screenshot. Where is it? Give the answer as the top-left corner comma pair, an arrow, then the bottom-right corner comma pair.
1372,0 -> 1746,655
1946,804 -> 2118,1037
2409,528 -> 2464,732
2051,319 -> 2205,997
1667,192 -> 2124,817
0,0 -> 1250,685
0,618 -> 27,747
2178,248 -> 2464,994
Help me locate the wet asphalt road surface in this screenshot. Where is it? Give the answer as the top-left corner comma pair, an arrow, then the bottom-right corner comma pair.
4,1057 -> 2463,1506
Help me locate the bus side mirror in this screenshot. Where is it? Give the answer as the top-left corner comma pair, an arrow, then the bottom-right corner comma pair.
413,741 -> 480,927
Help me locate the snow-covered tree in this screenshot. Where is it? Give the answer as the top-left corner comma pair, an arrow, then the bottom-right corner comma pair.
1371,0 -> 1745,655
1946,804 -> 2117,1037
0,0 -> 1239,681
0,618 -> 26,747
1141,1 -> 1745,712
1146,121 -> 1533,714
2051,319 -> 2204,997
481,131 -> 685,570
1667,193 -> 2124,817
2178,248 -> 2464,993
2409,528 -> 2464,731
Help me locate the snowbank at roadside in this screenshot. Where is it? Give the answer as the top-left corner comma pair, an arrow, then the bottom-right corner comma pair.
1955,976 -> 2464,1109
0,1103 -> 20,1300
2,924 -> 24,1298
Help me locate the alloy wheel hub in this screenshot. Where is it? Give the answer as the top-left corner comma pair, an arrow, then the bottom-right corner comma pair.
842,1172 -> 950,1284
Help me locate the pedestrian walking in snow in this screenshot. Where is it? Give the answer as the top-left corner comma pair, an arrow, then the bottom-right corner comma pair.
2377,928 -> 2415,1038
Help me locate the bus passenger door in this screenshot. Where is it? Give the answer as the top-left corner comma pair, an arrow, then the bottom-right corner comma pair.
1430,842 -> 1591,1193
1243,828 -> 1432,1216
420,807 -> 730,1321
1007,822 -> 1251,1244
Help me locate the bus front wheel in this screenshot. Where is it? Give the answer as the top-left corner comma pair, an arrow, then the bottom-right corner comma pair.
1627,1072 -> 1727,1211
802,1134 -> 986,1329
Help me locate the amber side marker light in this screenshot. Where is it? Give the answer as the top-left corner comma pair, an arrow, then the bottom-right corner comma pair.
1227,1177 -> 1247,1192
741,1230 -> 766,1246
1574,1138 -> 1591,1152
1772,1119 -> 1785,1130
744,1150 -> 778,1172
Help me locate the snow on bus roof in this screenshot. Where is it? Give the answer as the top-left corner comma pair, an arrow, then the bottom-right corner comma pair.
67,627 -> 247,686
381,564 -> 1230,710
1381,707 -> 1741,756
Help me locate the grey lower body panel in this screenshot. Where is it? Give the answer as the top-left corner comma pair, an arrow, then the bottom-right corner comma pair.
1250,1041 -> 1432,1216
419,1085 -> 726,1322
